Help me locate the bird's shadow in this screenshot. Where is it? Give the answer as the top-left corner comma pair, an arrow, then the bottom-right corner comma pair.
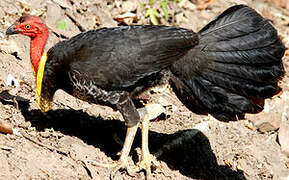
14,99 -> 246,180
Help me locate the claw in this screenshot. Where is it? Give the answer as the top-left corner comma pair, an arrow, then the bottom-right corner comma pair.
89,159 -> 137,179
110,160 -> 134,179
93,104 -> 163,178
92,124 -> 139,179
134,153 -> 159,176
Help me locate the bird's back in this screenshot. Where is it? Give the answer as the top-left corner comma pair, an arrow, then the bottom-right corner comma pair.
46,25 -> 198,91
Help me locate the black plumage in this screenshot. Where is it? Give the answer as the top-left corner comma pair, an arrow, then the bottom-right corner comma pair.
6,5 -> 285,176
41,5 -> 284,125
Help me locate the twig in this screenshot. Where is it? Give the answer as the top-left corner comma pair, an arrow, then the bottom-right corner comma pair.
64,10 -> 86,32
20,130 -> 68,156
1,146 -> 14,151
40,168 -> 52,180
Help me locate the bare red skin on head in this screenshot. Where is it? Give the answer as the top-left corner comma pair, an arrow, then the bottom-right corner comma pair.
15,15 -> 49,74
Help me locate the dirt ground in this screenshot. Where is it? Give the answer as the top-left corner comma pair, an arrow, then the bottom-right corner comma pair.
0,0 -> 289,179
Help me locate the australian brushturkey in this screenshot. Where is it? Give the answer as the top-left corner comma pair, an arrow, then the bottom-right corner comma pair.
6,5 -> 285,177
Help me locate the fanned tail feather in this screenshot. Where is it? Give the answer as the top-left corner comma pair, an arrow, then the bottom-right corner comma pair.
170,5 -> 285,121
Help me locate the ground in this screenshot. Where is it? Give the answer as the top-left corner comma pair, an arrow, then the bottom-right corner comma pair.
0,0 -> 289,179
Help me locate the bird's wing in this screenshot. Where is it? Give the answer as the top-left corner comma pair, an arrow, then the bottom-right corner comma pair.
51,25 -> 197,90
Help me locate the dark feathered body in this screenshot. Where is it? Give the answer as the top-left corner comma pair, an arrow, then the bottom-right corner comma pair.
41,25 -> 198,126
40,5 -> 285,126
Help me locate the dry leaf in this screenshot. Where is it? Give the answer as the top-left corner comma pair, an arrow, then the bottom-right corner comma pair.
224,159 -> 232,168
244,120 -> 254,130
0,120 -> 13,134
285,161 -> 289,169
114,12 -> 137,25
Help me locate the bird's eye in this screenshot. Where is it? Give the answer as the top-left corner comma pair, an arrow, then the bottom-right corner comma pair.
25,24 -> 31,29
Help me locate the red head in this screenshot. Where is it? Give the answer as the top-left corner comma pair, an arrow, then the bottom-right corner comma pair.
6,15 -> 49,73
6,15 -> 48,38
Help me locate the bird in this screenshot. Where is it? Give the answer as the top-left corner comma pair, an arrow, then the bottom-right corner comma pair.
6,4 -> 285,177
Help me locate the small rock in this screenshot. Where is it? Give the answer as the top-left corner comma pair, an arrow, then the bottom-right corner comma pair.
250,112 -> 281,133
255,121 -> 278,132
6,74 -> 20,87
278,107 -> 289,157
0,32 -> 4,39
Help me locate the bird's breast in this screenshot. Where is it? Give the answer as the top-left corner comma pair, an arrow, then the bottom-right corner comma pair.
68,71 -> 127,106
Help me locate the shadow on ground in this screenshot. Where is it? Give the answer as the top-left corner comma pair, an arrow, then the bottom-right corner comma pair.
16,100 -> 245,180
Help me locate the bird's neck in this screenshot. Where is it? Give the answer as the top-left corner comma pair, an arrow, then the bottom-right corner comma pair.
30,29 -> 49,74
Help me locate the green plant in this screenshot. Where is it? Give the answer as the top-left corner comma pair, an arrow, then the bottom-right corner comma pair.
57,20 -> 67,30
141,0 -> 178,25
160,0 -> 169,21
145,8 -> 159,25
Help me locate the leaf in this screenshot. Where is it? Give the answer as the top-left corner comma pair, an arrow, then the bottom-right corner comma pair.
138,0 -> 144,9
160,0 -> 169,21
57,20 -> 67,30
149,0 -> 155,5
145,8 -> 159,25
0,120 -> 13,134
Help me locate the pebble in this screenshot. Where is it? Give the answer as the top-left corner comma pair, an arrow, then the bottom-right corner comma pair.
0,32 -> 4,39
6,74 -> 20,87
252,112 -> 281,133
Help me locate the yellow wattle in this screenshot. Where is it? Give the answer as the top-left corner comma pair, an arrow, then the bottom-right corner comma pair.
33,52 -> 51,112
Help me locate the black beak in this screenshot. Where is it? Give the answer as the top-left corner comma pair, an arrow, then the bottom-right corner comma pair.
6,23 -> 19,35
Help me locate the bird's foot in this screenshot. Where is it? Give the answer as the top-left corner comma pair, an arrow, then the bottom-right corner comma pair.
110,159 -> 137,179
90,160 -> 136,178
134,153 -> 159,176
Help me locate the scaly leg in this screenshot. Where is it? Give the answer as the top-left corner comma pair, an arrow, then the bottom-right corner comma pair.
93,104 -> 164,177
112,124 -> 138,174
93,123 -> 139,178
134,104 -> 163,175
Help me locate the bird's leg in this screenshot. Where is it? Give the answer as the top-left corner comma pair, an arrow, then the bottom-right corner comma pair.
110,123 -> 139,177
136,112 -> 155,175
93,97 -> 142,178
134,104 -> 164,175
93,123 -> 139,178
93,103 -> 164,177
